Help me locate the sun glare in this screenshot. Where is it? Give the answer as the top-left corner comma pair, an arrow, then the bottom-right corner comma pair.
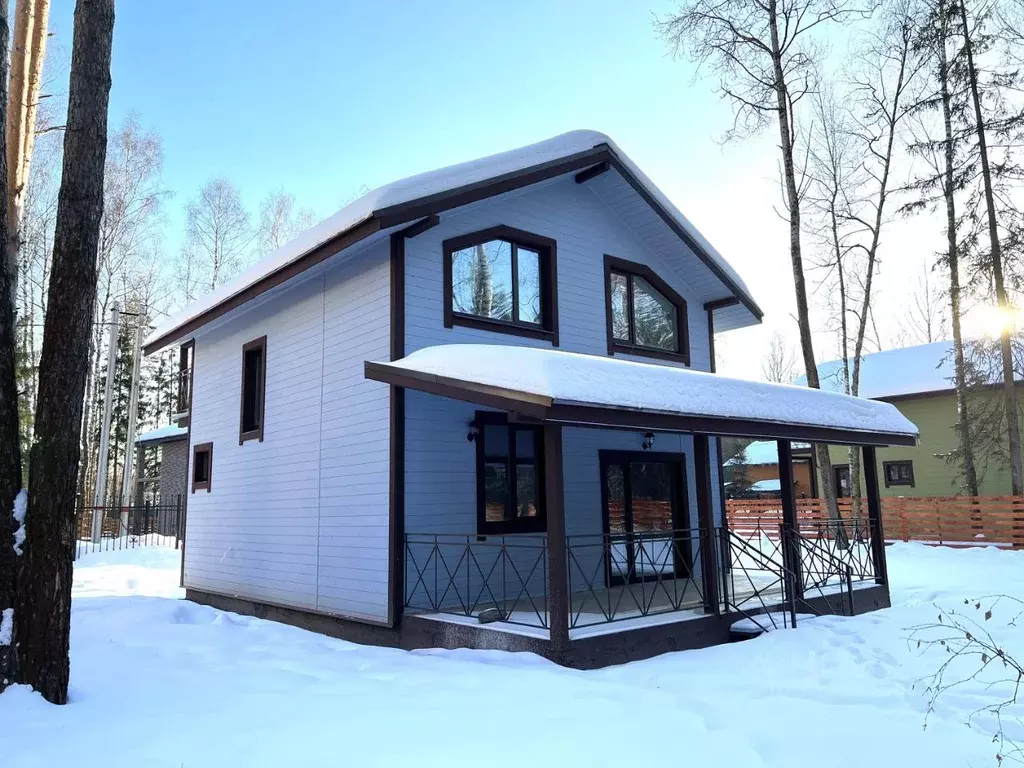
964,304 -> 1021,338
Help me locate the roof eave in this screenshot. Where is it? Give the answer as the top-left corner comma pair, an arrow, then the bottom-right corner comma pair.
145,140 -> 762,354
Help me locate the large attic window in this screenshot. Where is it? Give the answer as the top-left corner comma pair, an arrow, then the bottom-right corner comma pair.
443,226 -> 558,345
604,255 -> 689,364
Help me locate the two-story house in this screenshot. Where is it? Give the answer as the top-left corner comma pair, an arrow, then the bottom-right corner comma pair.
143,131 -> 918,667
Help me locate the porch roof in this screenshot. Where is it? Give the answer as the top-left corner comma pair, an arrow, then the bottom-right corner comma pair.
364,344 -> 919,447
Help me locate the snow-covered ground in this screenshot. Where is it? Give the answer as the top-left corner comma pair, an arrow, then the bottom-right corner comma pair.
1,543 -> 1022,767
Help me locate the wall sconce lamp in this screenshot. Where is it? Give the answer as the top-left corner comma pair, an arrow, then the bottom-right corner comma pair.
467,422 -> 480,443
642,432 -> 655,451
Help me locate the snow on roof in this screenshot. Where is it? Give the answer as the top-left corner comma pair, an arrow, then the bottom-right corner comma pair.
145,130 -> 758,352
797,341 -> 960,400
725,439 -> 810,466
135,424 -> 188,444
373,344 -> 919,441
749,479 -> 782,492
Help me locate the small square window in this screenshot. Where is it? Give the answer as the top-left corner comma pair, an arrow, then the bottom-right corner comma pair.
883,460 -> 914,488
192,443 -> 213,493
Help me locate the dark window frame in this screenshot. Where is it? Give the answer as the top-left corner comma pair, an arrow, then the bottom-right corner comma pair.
883,460 -> 915,488
177,340 -> 195,426
474,411 -> 547,536
192,442 -> 213,493
239,335 -> 267,445
833,463 -> 851,498
604,254 -> 690,364
443,225 -> 559,346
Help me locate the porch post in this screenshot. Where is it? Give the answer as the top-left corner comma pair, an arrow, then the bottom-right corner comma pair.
777,440 -> 804,600
543,423 -> 570,652
861,445 -> 888,585
693,434 -> 721,614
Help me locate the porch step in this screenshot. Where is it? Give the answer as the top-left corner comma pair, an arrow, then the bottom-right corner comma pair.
729,612 -> 817,641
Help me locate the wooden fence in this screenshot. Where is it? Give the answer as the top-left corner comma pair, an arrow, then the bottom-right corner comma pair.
725,496 -> 1024,548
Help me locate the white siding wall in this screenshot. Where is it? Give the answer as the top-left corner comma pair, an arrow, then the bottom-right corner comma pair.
183,241 -> 392,623
402,178 -> 725,590
404,176 -> 713,368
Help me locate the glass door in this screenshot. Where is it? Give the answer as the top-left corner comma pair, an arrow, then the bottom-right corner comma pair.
601,453 -> 687,586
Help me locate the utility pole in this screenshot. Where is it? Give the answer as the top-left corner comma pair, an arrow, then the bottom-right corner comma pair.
90,300 -> 119,542
119,314 -> 144,531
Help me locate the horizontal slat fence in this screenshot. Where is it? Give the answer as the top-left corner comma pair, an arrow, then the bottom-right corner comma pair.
726,497 -> 1024,548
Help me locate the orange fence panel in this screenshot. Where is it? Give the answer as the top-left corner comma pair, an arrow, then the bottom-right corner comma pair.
725,496 -> 1024,548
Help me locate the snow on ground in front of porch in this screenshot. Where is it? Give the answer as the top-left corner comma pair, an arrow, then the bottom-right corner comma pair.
2,544 -> 1023,767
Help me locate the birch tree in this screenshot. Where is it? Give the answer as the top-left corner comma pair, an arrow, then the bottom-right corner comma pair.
16,0 -> 114,704
179,177 -> 252,303
257,189 -> 314,254
658,0 -> 870,520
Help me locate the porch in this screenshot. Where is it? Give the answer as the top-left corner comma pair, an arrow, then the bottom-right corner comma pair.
365,344 -> 915,659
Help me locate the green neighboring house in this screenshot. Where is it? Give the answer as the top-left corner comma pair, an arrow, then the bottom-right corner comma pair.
802,341 -> 1022,498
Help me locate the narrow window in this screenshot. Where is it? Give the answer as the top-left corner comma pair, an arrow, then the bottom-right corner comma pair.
605,255 -> 689,363
176,340 -> 194,423
239,336 -> 267,444
475,412 -> 545,535
883,460 -> 914,488
192,443 -> 213,493
444,226 -> 558,344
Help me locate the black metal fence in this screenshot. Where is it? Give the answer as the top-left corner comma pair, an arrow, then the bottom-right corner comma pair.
566,528 -> 710,629
74,496 -> 185,560
404,533 -> 550,629
404,521 -> 884,635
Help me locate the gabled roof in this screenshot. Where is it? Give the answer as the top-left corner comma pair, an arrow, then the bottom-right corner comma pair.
796,340 -> 1002,400
725,439 -> 811,466
135,424 -> 188,444
365,344 -> 919,446
144,130 -> 762,355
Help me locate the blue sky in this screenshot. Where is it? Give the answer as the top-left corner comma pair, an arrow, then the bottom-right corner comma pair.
44,0 -> 943,376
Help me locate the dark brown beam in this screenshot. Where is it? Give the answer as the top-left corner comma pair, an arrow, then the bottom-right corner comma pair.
862,446 -> 888,585
702,296 -> 740,311
544,423 -> 569,651
777,439 -> 803,599
398,214 -> 439,240
693,435 -> 720,614
574,160 -> 610,184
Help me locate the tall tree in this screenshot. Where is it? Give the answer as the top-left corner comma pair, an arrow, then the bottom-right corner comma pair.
903,0 -> 979,494
762,330 -> 800,383
0,0 -> 22,694
6,0 -> 51,311
178,177 -> 252,303
15,0 -> 114,704
659,0 -> 867,519
257,189 -> 314,254
957,0 -> 1023,494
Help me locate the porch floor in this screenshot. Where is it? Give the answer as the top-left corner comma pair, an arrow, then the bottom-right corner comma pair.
409,571 -> 794,639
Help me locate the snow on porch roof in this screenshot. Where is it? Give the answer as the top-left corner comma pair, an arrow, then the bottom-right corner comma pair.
365,345 -> 919,446
144,129 -> 761,355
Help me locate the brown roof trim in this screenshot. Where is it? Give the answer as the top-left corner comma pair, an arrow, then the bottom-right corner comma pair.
604,154 -> 763,322
143,217 -> 384,354
147,142 -> 762,354
703,296 -> 740,311
363,361 -> 552,419
364,361 -> 917,447
575,160 -> 610,184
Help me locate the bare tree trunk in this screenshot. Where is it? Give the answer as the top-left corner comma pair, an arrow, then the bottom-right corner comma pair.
938,4 -> 979,495
15,0 -> 113,704
958,0 -> 1022,495
0,0 -> 22,693
767,0 -> 840,518
6,0 -> 51,317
